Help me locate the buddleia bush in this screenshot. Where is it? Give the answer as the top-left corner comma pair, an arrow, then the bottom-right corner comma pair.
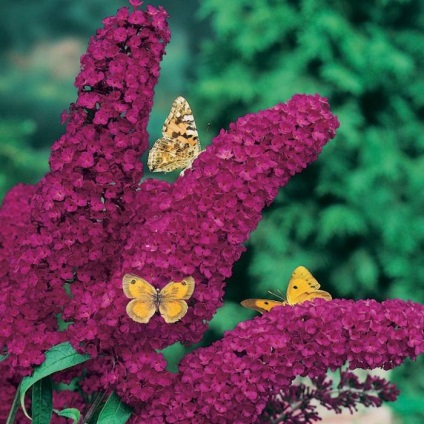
192,0 -> 424,421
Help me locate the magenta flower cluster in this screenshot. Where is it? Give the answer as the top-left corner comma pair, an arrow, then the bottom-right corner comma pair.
1,0 -> 170,376
260,370 -> 399,423
152,299 -> 420,423
0,1 -> 422,423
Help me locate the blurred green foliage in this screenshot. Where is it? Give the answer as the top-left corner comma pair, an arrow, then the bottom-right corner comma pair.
0,119 -> 49,199
0,0 -> 423,422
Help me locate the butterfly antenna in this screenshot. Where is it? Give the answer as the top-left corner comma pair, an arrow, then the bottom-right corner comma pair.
268,289 -> 286,301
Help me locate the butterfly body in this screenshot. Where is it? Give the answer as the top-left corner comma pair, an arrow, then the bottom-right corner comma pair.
122,274 -> 195,323
148,96 -> 201,173
241,266 -> 332,314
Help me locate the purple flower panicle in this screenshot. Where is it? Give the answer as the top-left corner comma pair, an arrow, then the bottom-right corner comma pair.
58,92 -> 339,415
112,94 -> 340,352
260,371 -> 399,423
0,2 -> 170,378
130,299 -> 421,423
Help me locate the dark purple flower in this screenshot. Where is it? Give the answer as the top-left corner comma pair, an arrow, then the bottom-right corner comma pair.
259,371 -> 399,423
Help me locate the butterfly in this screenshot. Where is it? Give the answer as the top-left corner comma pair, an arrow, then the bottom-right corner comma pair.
240,266 -> 332,314
122,274 -> 195,323
147,96 -> 201,173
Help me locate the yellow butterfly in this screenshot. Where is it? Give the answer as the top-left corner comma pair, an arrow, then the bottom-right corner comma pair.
240,266 -> 332,314
122,274 -> 195,323
147,96 -> 201,173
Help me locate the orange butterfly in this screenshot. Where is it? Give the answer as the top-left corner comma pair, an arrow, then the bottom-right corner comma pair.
147,96 -> 201,173
241,266 -> 332,314
122,274 -> 195,323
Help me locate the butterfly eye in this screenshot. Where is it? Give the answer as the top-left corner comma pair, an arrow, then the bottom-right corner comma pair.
131,280 -> 136,284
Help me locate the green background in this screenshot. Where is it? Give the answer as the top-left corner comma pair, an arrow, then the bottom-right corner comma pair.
0,0 -> 423,422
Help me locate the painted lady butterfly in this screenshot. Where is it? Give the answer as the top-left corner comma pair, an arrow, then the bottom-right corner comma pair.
148,96 -> 201,173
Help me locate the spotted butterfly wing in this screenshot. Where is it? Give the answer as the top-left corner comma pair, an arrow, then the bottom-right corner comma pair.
286,266 -> 332,305
148,96 -> 201,172
240,266 -> 332,314
159,276 -> 195,323
122,274 -> 195,323
240,298 -> 287,314
122,274 -> 158,323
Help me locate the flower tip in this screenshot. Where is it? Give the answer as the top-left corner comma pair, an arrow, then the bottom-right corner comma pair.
129,0 -> 143,8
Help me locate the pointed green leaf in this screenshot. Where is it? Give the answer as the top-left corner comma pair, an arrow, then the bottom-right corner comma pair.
32,376 -> 53,424
55,408 -> 81,423
20,342 -> 90,419
97,391 -> 132,424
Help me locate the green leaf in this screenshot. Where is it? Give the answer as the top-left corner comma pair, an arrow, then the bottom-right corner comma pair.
20,342 -> 90,419
32,376 -> 53,424
55,408 -> 81,423
5,383 -> 21,424
97,391 -> 132,424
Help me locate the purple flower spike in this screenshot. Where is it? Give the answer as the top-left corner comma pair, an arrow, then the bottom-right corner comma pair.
104,93 -> 339,354
59,93 -> 339,408
0,2 -> 170,377
131,299 -> 422,422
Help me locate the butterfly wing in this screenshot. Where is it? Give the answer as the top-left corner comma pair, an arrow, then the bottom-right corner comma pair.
148,97 -> 201,172
240,299 -> 287,314
122,274 -> 158,323
286,266 -> 332,305
294,290 -> 333,303
158,276 -> 195,323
